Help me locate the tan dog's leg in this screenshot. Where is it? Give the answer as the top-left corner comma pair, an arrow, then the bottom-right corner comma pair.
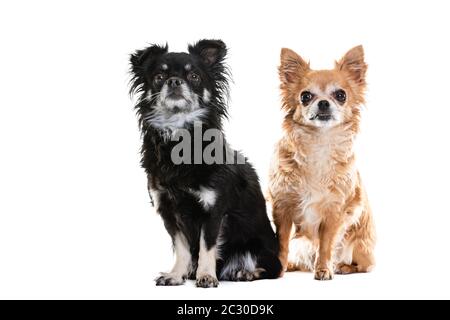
273,213 -> 292,275
352,241 -> 375,272
336,208 -> 375,275
315,214 -> 343,281
336,238 -> 375,274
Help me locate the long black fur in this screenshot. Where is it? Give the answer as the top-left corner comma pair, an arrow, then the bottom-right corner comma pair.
129,40 -> 281,286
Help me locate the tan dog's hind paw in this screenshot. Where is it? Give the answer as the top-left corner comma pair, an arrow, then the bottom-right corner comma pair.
335,262 -> 374,274
335,263 -> 358,275
287,262 -> 298,272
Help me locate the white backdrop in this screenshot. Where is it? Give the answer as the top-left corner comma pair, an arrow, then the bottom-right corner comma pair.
1,0 -> 449,299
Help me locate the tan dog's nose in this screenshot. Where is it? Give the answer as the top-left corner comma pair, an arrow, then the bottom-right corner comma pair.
318,100 -> 330,111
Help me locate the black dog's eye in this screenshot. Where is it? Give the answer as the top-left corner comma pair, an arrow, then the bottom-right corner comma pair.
154,73 -> 165,84
301,91 -> 313,105
334,89 -> 346,103
188,72 -> 201,83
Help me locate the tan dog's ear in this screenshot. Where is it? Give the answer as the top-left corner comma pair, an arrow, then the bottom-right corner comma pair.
336,45 -> 367,85
279,48 -> 309,84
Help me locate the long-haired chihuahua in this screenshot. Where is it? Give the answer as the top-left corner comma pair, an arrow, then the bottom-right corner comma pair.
268,46 -> 375,280
130,40 -> 281,288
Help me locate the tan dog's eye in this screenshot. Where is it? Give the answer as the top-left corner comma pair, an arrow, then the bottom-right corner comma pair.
334,89 -> 346,103
301,91 -> 313,105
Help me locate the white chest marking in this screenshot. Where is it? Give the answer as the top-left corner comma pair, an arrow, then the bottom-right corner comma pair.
146,108 -> 206,139
190,186 -> 217,210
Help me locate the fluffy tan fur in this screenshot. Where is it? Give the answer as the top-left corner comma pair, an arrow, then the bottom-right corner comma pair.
268,46 -> 375,280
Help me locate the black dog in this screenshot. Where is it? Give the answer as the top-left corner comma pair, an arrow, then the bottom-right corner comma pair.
129,39 -> 281,288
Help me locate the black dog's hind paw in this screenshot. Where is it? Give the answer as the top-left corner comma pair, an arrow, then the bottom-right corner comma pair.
231,268 -> 265,281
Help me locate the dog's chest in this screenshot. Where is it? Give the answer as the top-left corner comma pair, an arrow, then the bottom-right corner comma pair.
298,140 -> 336,195
305,143 -> 335,182
296,146 -> 335,226
294,132 -> 351,225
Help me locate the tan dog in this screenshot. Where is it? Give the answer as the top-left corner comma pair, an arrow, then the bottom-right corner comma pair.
268,46 -> 375,280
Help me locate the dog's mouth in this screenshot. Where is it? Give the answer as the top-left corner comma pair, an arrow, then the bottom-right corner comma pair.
167,91 -> 186,100
164,94 -> 191,112
310,113 -> 333,121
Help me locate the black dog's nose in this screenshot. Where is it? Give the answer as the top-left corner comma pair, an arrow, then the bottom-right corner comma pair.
166,77 -> 184,88
318,100 -> 330,111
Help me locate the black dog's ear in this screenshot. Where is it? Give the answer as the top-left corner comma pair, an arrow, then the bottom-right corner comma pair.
130,43 -> 168,70
188,39 -> 227,67
129,44 -> 168,96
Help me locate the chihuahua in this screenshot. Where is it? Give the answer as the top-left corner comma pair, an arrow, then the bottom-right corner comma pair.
129,40 -> 281,288
268,46 -> 375,280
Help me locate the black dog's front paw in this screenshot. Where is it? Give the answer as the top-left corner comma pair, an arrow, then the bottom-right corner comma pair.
155,273 -> 186,286
196,274 -> 219,288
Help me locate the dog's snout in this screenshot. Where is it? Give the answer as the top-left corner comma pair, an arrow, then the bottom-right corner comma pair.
166,77 -> 184,88
318,100 -> 330,111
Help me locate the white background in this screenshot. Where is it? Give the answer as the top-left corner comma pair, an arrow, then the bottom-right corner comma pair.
1,0 -> 449,299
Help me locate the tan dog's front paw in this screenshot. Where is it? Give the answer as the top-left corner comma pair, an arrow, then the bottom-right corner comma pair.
314,268 -> 334,281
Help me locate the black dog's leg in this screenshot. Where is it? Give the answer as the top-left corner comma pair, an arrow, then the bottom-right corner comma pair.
195,211 -> 223,288
155,191 -> 192,286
